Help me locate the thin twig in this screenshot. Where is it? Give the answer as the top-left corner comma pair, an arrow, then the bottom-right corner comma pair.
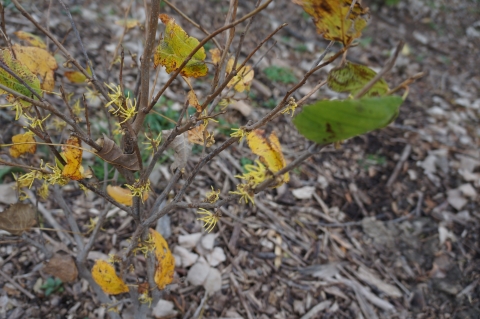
53,186 -> 84,250
0,269 -> 35,299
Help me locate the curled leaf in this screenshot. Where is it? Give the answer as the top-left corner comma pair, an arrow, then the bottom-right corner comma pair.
91,260 -> 129,295
187,124 -> 215,147
10,131 -> 36,158
13,44 -> 58,92
246,130 -> 289,186
162,130 -> 192,172
14,31 -> 46,49
106,185 -> 149,206
154,14 -> 208,78
293,96 -> 404,144
149,229 -> 175,290
209,48 -> 221,65
293,0 -> 370,46
0,203 -> 36,235
62,136 -> 83,180
43,253 -> 78,283
95,134 -> 140,171
187,90 -> 202,112
328,61 -> 389,97
0,49 -> 42,105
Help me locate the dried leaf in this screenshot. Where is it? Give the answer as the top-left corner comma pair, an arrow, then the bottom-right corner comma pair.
154,14 -> 208,78
91,260 -> 129,295
13,44 -> 58,92
328,61 -> 389,97
162,130 -> 192,172
149,229 -> 175,290
10,131 -> 36,158
115,18 -> 140,29
187,124 -> 215,147
0,203 -> 36,235
64,66 -> 91,84
14,31 -> 46,49
187,90 -> 202,112
209,48 -> 221,65
61,136 -> 83,180
246,129 -> 289,186
43,253 -> 78,283
95,134 -> 140,171
293,0 -> 370,46
0,49 -> 42,105
226,58 -> 254,93
106,185 -> 149,206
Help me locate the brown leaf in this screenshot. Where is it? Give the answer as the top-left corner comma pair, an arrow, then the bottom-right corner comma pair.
187,124 -> 214,147
162,130 -> 192,172
0,203 -> 36,235
187,90 -> 202,112
43,253 -> 78,283
95,134 -> 140,171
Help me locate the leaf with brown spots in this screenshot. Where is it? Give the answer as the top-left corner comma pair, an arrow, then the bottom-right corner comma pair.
292,0 -> 369,46
43,253 -> 78,283
10,131 -> 36,158
150,229 -> 175,290
246,130 -> 289,186
328,61 -> 389,97
62,136 -> 83,180
187,124 -> 215,147
154,14 -> 208,78
13,44 -> 58,92
14,31 -> 46,49
95,134 -> 140,171
91,260 -> 129,295
0,203 -> 36,235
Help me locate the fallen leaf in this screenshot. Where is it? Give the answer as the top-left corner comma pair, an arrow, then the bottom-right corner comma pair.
43,253 -> 78,283
187,90 -> 202,112
0,49 -> 42,105
187,124 -> 215,147
14,31 -> 46,49
13,44 -> 58,92
10,131 -> 36,158
162,130 -> 192,172
209,48 -> 221,65
293,0 -> 369,46
91,260 -> 129,295
62,136 -> 83,180
115,18 -> 140,29
150,229 -> 175,290
95,134 -> 140,171
230,100 -> 253,117
292,186 -> 316,199
226,58 -> 254,93
152,300 -> 178,318
0,183 -> 17,205
0,203 -> 36,235
154,14 -> 208,78
247,129 -> 289,186
293,96 -> 403,144
328,61 -> 389,97
106,185 -> 149,206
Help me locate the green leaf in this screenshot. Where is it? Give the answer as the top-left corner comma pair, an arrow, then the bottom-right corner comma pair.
293,96 -> 403,144
0,49 -> 42,105
328,61 -> 389,97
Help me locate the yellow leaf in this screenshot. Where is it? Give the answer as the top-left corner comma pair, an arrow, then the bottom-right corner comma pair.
225,58 -> 254,92
246,129 -> 289,186
293,0 -> 369,46
187,90 -> 201,112
14,31 -> 46,49
64,66 -> 91,83
10,131 -> 36,158
13,44 -> 58,92
106,185 -> 149,206
91,260 -> 129,295
0,49 -> 42,106
115,18 -> 140,29
149,229 -> 175,290
154,14 -> 208,78
62,136 -> 83,180
209,48 -> 221,65
187,124 -> 215,147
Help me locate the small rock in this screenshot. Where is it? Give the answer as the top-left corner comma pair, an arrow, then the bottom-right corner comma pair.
454,98 -> 471,108
447,189 -> 468,210
173,246 -> 198,268
178,233 -> 202,249
292,186 -> 316,199
458,183 -> 477,198
152,299 -> 177,318
206,247 -> 226,267
203,267 -> 222,293
201,233 -> 217,251
187,257 -> 210,286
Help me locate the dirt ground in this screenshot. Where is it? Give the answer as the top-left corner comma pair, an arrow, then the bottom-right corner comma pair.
0,0 -> 479,318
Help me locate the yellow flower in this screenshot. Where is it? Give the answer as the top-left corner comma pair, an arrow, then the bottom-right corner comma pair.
142,132 -> 162,154
22,113 -> 50,130
236,160 -> 267,187
85,87 -> 101,105
72,99 -> 84,116
230,183 -> 255,204
124,179 -> 151,202
38,181 -> 49,200
204,186 -> 220,203
281,97 -> 297,117
230,127 -> 247,143
197,208 -> 220,233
